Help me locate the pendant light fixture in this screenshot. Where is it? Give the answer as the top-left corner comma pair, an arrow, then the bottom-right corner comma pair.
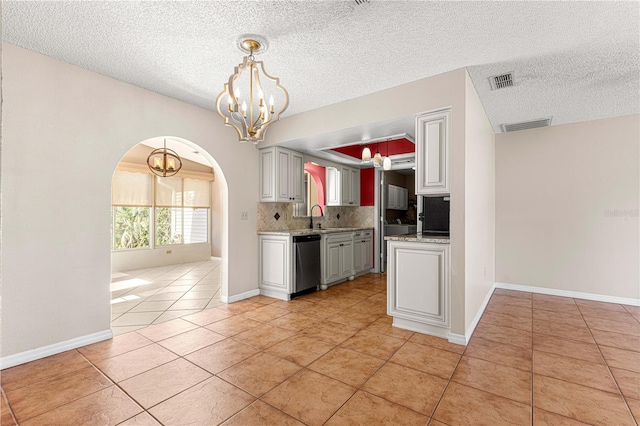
361,145 -> 372,163
383,140 -> 392,170
372,148 -> 382,168
147,138 -> 182,177
215,35 -> 289,144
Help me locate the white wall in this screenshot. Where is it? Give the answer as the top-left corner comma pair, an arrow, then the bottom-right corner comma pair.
496,115 -> 639,300
1,43 -> 259,359
463,71 -> 496,334
265,69 -> 470,336
111,244 -> 212,272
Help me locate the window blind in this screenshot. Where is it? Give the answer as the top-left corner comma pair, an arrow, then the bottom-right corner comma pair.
112,170 -> 153,207
183,178 -> 211,208
155,177 -> 183,207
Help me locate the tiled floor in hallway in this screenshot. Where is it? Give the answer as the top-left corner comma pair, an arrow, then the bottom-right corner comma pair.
2,275 -> 639,425
110,259 -> 222,336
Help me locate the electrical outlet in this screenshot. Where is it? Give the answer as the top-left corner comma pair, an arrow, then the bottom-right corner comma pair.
166,250 -> 172,254
241,211 -> 249,220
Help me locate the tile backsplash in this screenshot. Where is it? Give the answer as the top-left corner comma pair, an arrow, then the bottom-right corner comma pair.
257,203 -> 375,232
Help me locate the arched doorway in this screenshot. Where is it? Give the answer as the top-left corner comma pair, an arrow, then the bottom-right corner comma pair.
109,136 -> 228,334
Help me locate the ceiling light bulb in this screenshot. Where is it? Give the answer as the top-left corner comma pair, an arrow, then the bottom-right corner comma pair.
383,156 -> 392,170
361,146 -> 371,162
373,151 -> 382,167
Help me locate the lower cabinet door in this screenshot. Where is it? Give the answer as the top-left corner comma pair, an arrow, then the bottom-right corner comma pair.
340,242 -> 353,278
353,240 -> 363,273
387,241 -> 449,327
363,238 -> 373,271
259,236 -> 290,292
325,242 -> 341,283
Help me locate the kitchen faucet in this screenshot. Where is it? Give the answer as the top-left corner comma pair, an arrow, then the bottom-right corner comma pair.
309,204 -> 323,229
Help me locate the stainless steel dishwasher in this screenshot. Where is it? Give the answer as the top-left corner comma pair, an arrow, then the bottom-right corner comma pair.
292,234 -> 321,298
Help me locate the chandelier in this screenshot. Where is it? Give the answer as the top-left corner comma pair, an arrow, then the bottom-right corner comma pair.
216,35 -> 289,144
147,138 -> 182,177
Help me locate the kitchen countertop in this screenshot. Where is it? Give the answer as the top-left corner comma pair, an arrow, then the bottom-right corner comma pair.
258,227 -> 373,236
384,234 -> 450,244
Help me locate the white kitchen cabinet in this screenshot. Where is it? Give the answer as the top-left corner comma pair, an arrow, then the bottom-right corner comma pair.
353,239 -> 363,273
415,108 -> 451,195
353,230 -> 373,275
386,185 -> 398,209
321,231 -> 354,288
258,234 -> 292,300
400,188 -> 408,210
363,237 -> 373,271
325,167 -> 341,205
347,167 -> 360,206
387,240 -> 450,338
340,240 -> 354,278
326,166 -> 360,206
259,146 -> 304,203
386,184 -> 408,210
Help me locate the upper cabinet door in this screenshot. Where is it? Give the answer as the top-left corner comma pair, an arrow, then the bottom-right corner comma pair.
341,166 -> 352,205
276,148 -> 292,202
289,151 -> 304,203
326,167 -> 341,206
327,166 -> 359,206
259,148 -> 276,201
259,146 -> 305,202
416,108 -> 451,195
349,168 -> 360,206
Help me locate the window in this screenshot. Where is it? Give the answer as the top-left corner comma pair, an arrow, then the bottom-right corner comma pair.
184,208 -> 208,244
113,206 -> 150,249
111,170 -> 211,250
156,207 -> 183,245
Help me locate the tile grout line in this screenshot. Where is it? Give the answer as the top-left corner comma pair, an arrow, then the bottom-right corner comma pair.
74,349 -> 157,425
1,387 -> 19,426
443,291 -> 535,422
15,277 -> 637,425
575,298 -> 639,426
531,294 -> 638,424
530,292 -> 534,425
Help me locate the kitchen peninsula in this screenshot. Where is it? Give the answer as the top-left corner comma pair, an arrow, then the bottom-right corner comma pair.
385,233 -> 451,339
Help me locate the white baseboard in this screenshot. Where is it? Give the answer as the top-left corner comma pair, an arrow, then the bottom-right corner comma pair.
448,333 -> 467,346
258,288 -> 290,301
210,256 -> 222,261
0,329 -> 113,369
456,283 -> 497,346
495,282 -> 640,307
221,288 -> 260,304
392,317 -> 450,339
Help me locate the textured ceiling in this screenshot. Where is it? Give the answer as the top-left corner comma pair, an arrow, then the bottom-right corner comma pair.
3,1 -> 639,144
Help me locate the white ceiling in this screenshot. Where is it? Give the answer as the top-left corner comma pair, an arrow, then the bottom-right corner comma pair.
3,1 -> 639,154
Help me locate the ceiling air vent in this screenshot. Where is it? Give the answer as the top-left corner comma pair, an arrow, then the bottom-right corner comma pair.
354,0 -> 370,5
489,72 -> 514,90
501,117 -> 553,133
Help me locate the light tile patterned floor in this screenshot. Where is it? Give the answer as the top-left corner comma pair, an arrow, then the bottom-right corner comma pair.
2,277 -> 639,425
110,260 -> 221,336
